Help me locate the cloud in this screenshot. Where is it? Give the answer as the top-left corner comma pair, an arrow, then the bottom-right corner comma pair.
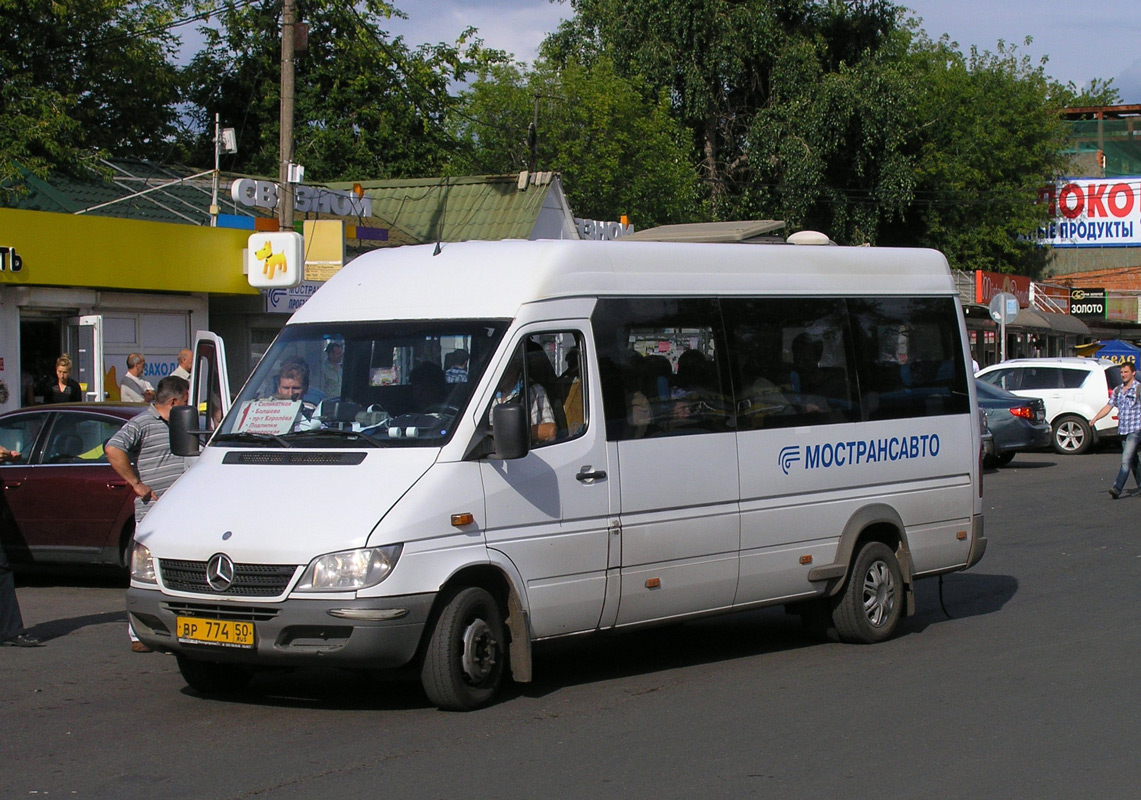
392,0 -> 572,64
1115,58 -> 1141,105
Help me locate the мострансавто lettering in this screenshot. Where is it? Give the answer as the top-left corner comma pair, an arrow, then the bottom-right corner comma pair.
805,434 -> 941,469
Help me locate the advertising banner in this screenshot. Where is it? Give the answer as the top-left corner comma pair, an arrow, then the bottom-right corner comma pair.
1069,287 -> 1106,319
1038,178 -> 1141,247
975,271 -> 1030,306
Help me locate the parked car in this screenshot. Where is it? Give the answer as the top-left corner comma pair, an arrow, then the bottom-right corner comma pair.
0,402 -> 145,570
975,380 -> 1051,466
975,357 -> 1123,455
979,407 -> 994,464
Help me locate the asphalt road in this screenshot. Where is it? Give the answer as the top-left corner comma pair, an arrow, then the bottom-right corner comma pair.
2,448 -> 1139,799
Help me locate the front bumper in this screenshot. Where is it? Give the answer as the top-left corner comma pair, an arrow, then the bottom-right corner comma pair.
127,587 -> 435,668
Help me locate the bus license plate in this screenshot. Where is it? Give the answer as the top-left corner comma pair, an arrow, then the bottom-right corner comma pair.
176,616 -> 255,648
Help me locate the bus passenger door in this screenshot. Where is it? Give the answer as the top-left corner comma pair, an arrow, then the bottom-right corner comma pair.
588,298 -> 741,627
479,329 -> 613,638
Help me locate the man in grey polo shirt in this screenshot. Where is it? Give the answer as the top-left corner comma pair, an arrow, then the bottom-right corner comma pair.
107,375 -> 189,652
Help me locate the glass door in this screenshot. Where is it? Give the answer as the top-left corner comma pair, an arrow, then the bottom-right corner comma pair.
66,315 -> 104,402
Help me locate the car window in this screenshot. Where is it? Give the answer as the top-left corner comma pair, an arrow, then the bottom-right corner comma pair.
1019,368 -> 1062,390
979,369 -> 1018,391
593,298 -> 734,439
0,414 -> 47,465
486,331 -> 586,448
1060,369 -> 1092,389
1104,365 -> 1123,390
41,413 -> 124,465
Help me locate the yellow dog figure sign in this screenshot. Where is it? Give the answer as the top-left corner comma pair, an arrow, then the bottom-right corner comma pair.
254,240 -> 288,279
246,232 -> 304,289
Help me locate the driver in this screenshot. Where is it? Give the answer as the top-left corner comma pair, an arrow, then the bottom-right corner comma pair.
275,364 -> 308,401
274,362 -> 318,429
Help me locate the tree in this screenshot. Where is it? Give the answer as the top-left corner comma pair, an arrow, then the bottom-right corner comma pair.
897,35 -> 1081,273
180,0 -> 503,181
544,1 -> 1118,270
0,0 -> 185,198
544,0 -> 907,221
451,57 -> 704,227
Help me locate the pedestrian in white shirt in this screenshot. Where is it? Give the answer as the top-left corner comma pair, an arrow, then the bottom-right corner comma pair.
119,353 -> 155,402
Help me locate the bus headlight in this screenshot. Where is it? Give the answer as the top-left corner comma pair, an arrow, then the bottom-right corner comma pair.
295,545 -> 403,591
131,542 -> 157,584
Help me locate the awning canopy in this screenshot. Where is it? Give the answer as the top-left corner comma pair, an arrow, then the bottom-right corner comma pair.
1038,311 -> 1091,335
1011,308 -> 1090,335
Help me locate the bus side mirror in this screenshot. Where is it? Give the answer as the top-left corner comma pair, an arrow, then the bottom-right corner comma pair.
170,405 -> 202,457
490,404 -> 530,460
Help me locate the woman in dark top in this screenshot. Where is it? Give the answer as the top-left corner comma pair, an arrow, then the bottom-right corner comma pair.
43,355 -> 83,403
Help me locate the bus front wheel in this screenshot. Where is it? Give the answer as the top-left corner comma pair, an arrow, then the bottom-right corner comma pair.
420,586 -> 506,711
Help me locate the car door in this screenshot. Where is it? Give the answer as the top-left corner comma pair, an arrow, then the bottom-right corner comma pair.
1014,367 -> 1065,423
10,411 -> 134,563
190,331 -> 233,431
0,411 -> 50,560
479,328 -> 615,638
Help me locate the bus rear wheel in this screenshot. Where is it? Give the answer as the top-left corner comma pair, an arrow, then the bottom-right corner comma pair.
831,542 -> 904,644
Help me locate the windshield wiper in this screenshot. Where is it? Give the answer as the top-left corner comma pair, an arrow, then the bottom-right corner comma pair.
286,428 -> 387,447
213,431 -> 293,448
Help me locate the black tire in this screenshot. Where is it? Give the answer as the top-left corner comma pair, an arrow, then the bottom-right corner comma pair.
420,587 -> 506,711
831,542 -> 904,644
1052,415 -> 1092,455
177,656 -> 253,695
994,451 -> 1016,466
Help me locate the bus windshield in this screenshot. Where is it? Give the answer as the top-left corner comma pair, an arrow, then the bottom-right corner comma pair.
214,320 -> 507,448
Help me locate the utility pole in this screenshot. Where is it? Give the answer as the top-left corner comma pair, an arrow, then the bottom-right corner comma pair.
279,0 -> 296,230
211,113 -> 221,227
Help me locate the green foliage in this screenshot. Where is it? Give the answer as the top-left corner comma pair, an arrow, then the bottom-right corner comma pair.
546,0 -> 909,229
451,58 -> 704,227
0,0 -> 184,197
181,0 -> 504,182
902,36 -> 1078,272
543,1 -> 1110,271
0,0 -> 1122,273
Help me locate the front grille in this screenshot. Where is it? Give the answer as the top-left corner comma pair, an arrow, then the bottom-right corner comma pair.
163,601 -> 280,622
159,559 -> 299,597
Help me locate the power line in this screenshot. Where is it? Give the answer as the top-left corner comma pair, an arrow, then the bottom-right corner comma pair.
40,0 -> 261,51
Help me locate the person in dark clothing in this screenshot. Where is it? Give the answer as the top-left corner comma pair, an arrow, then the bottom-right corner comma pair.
0,444 -> 41,646
42,355 -> 83,404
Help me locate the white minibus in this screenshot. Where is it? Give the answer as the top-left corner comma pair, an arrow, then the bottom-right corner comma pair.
127,239 -> 986,710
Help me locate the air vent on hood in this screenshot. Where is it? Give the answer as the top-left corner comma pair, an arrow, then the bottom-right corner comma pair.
222,452 -> 367,465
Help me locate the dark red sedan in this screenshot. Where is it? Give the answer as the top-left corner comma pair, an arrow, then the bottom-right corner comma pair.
0,402 -> 146,570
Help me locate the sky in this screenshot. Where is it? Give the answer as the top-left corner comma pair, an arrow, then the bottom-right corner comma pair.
384,0 -> 1141,103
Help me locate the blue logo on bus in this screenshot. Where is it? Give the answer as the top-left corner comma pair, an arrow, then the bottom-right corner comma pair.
778,434 -> 941,474
778,446 -> 800,475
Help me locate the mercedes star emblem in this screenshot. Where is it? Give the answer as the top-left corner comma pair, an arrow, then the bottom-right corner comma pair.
206,553 -> 236,592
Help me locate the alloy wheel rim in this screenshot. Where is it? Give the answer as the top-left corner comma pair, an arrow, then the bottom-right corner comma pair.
862,561 -> 895,627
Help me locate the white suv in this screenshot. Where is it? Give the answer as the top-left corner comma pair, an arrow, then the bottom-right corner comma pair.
975,357 -> 1124,455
